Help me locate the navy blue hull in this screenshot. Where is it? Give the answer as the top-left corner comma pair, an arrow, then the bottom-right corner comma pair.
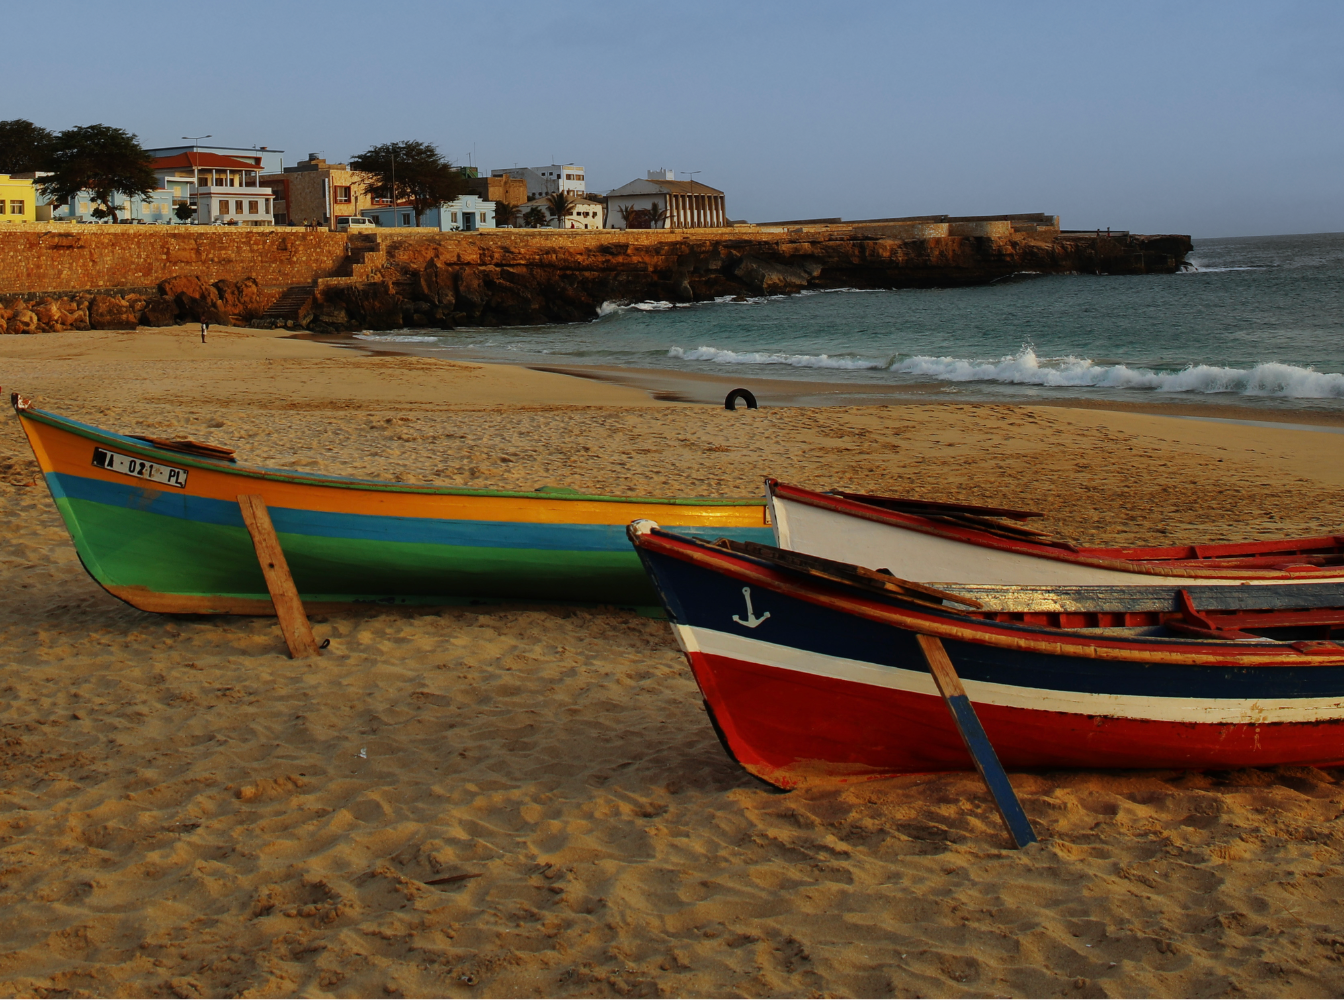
632,528 -> 1344,783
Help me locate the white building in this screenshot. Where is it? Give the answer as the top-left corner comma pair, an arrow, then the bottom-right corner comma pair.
515,194 -> 605,229
605,171 -> 726,230
489,164 -> 585,201
150,151 -> 276,225
198,188 -> 276,225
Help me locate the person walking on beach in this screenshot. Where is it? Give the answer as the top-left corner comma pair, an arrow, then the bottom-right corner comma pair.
200,320 -> 209,343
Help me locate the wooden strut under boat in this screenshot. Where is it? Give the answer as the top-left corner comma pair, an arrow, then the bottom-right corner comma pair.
767,479 -> 1344,587
9,393 -> 773,615
628,521 -> 1344,787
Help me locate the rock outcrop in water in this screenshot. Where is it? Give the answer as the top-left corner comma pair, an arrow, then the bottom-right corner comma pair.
297,229 -> 1192,333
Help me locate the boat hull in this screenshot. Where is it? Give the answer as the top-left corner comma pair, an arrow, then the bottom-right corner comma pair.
633,529 -> 1344,786
769,483 -> 1344,587
17,404 -> 772,613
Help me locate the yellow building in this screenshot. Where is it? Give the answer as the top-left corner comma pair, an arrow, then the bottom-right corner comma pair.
0,175 -> 37,223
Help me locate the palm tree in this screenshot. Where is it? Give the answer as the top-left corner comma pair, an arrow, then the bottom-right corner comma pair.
494,200 -> 521,228
522,206 -> 547,228
648,201 -> 668,229
546,191 -> 577,229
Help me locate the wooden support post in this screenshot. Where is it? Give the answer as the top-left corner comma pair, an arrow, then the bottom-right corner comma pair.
237,494 -> 321,659
915,633 -> 1037,849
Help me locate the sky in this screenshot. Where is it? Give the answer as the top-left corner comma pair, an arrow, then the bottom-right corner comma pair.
9,0 -> 1343,238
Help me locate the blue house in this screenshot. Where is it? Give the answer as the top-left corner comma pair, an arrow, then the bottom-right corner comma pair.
49,185 -> 180,224
361,194 -> 495,231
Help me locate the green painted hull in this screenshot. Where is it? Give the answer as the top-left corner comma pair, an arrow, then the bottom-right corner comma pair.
58,494 -> 683,608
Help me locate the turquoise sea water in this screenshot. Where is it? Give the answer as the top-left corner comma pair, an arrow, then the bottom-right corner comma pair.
353,231 -> 1344,412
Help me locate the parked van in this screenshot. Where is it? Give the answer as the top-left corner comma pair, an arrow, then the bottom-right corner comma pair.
336,216 -> 377,231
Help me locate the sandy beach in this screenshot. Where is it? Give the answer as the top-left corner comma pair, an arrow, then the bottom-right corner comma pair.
5,325 -> 1344,997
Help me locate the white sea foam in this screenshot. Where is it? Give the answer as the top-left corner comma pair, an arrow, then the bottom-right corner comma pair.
665,343 -> 1344,398
597,299 -> 685,316
668,345 -> 887,370
892,347 -> 1344,398
354,332 -> 441,343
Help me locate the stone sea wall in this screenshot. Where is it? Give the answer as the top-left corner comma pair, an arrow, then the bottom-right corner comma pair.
0,225 -> 347,295
0,223 -> 1192,333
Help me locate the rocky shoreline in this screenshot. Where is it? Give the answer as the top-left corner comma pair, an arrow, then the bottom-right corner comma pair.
0,228 -> 1192,335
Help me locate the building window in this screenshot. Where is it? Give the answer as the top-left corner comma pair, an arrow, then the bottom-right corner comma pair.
0,201 -> 5,214
235,200 -> 244,214
219,201 -> 229,215
401,213 -> 411,226
249,200 -> 259,214
450,212 -> 457,222
334,186 -> 351,204
9,200 -> 23,215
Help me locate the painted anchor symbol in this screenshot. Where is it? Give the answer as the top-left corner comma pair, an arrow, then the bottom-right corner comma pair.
732,586 -> 771,628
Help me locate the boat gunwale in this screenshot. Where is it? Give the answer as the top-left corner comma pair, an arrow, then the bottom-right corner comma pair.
769,480 -> 1344,580
18,404 -> 764,507
637,527 -> 1344,669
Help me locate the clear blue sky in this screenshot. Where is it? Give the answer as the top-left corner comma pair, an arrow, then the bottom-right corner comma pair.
11,0 -> 1342,238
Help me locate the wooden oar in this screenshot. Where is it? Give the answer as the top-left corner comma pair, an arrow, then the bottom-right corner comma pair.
238,494 -> 322,659
915,634 -> 1037,849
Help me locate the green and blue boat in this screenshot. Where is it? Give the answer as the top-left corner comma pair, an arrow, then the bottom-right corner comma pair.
12,395 -> 771,614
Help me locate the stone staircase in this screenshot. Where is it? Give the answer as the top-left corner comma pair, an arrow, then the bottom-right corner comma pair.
251,235 -> 388,327
253,284 -> 316,327
320,233 -> 387,286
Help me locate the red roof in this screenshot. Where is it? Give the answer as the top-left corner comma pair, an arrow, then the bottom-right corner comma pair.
152,152 -> 261,171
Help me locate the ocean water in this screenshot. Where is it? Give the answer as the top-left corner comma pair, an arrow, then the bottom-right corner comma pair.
351,231 -> 1344,412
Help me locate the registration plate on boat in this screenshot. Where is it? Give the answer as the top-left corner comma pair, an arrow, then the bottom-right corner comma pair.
91,447 -> 189,489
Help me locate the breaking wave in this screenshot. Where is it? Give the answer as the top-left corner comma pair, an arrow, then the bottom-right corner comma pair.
895,348 -> 1344,397
597,300 -> 683,315
668,344 -> 1344,398
667,345 -> 888,370
354,332 -> 441,343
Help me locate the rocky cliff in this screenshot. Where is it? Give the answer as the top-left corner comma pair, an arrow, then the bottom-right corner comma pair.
0,226 -> 1191,334
301,229 -> 1192,333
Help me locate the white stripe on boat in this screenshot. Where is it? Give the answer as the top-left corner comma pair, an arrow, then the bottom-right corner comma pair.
673,624 -> 1344,725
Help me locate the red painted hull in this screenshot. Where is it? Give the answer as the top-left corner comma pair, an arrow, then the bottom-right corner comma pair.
690,651 -> 1344,785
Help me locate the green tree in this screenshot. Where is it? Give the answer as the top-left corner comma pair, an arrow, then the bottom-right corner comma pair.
546,191 -> 577,229
350,141 -> 469,227
42,124 -> 155,223
0,119 -> 55,174
522,206 -> 547,228
174,202 -> 196,223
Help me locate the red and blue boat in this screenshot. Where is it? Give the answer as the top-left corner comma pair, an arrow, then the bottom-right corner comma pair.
11,395 -> 772,614
629,520 -> 1344,788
